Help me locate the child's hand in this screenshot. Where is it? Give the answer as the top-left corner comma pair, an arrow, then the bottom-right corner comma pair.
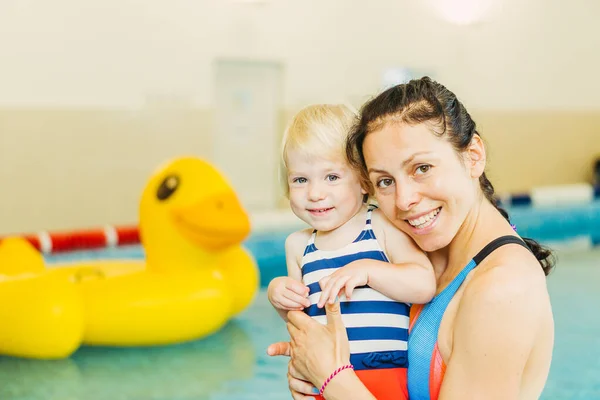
267,276 -> 311,311
317,262 -> 368,308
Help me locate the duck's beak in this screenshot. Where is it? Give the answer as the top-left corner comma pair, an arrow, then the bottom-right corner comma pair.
171,192 -> 251,251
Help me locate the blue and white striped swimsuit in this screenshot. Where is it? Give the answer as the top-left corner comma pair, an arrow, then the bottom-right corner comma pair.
301,205 -> 410,370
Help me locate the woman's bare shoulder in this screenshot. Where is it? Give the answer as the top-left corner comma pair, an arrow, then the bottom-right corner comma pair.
440,243 -> 553,398
459,241 -> 550,330
474,240 -> 548,287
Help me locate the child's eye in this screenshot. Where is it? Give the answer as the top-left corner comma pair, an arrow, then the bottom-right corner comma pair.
377,178 -> 394,188
415,165 -> 431,175
292,177 -> 307,184
326,174 -> 340,182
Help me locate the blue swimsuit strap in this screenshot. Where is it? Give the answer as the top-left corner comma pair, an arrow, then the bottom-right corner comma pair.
408,235 -> 531,399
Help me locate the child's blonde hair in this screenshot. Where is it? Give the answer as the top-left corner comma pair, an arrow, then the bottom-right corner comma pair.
280,104 -> 370,197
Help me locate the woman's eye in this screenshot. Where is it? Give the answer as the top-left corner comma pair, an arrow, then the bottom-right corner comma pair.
416,165 -> 431,175
377,178 -> 394,188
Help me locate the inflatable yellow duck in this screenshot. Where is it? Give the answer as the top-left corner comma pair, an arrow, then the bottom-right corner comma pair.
0,238 -> 84,359
0,157 -> 259,359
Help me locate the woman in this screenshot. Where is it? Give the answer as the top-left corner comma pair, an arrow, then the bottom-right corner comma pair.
267,77 -> 555,400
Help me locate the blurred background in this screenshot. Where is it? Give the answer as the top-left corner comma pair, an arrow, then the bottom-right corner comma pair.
1,0 -> 598,233
0,1 -> 599,399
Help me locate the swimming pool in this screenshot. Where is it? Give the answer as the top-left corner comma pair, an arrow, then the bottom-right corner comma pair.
1,201 -> 599,399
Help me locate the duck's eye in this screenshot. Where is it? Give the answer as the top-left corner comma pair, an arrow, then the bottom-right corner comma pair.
157,175 -> 179,201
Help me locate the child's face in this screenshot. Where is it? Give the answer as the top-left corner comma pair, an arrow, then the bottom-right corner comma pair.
286,150 -> 367,232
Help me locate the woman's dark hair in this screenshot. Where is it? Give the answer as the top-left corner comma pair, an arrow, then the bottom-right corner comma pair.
346,76 -> 555,276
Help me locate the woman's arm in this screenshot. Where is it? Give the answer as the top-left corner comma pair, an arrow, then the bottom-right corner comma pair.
439,262 -> 548,399
318,370 -> 376,400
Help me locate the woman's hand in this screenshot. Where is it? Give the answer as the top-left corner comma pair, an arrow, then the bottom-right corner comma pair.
267,342 -> 317,399
287,299 -> 351,388
288,359 -> 322,399
267,300 -> 351,398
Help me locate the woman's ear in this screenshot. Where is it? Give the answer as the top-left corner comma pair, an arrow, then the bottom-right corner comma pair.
467,134 -> 486,179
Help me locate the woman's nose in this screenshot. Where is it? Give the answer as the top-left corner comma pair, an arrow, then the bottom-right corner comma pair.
395,182 -> 420,211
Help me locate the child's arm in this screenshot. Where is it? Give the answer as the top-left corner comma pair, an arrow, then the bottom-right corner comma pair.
367,210 -> 436,303
318,210 -> 436,307
267,229 -> 312,322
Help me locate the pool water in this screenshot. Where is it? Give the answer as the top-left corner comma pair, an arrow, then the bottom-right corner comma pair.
0,288 -> 289,400
542,248 -> 600,399
0,247 -> 599,399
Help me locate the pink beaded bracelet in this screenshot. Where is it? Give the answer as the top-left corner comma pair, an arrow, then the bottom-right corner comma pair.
319,364 -> 354,396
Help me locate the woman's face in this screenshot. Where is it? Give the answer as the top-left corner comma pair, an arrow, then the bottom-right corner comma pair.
363,122 -> 482,252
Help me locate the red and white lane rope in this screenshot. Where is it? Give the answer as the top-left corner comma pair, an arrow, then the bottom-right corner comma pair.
0,225 -> 141,255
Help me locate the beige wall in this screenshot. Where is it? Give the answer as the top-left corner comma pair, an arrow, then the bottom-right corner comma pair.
0,107 -> 213,234
1,107 -> 598,235
477,111 -> 600,194
1,1 -> 600,234
1,1 -> 600,111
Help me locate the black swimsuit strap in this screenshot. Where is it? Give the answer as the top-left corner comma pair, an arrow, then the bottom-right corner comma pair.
472,235 -> 531,265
